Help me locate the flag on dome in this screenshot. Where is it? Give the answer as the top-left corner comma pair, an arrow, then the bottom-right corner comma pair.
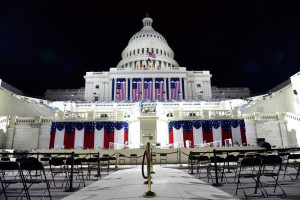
148,52 -> 156,58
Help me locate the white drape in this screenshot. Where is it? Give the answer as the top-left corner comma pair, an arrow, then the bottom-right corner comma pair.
193,127 -> 203,147
54,129 -> 65,149
114,128 -> 124,149
173,127 -> 184,148
212,126 -> 222,142
94,128 -> 104,149
231,125 -> 242,145
74,129 -> 84,149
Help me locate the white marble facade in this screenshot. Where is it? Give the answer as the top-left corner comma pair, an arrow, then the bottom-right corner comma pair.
84,16 -> 212,102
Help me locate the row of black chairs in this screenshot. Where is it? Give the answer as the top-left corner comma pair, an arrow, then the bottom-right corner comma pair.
190,153 -> 300,198
0,161 -> 51,200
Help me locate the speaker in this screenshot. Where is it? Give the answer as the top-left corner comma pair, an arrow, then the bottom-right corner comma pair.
294,89 -> 298,95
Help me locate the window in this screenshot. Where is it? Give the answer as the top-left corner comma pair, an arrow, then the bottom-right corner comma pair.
151,48 -> 154,53
133,50 -> 135,55
95,85 -> 99,89
137,49 -> 140,54
156,49 -> 158,54
160,50 -> 162,55
142,48 -> 144,54
164,51 -> 166,56
93,92 -> 96,95
197,84 -> 201,88
130,51 -> 131,56
147,48 -> 149,53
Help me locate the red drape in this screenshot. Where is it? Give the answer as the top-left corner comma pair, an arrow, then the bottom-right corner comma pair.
84,130 -> 95,149
124,130 -> 128,144
221,129 -> 232,146
64,130 -> 75,149
183,130 -> 194,147
169,129 -> 174,145
104,129 -> 115,149
202,129 -> 213,143
49,131 -> 56,149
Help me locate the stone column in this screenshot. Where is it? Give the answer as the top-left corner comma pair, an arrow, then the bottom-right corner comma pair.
142,77 -> 144,101
168,78 -> 171,100
129,78 -> 132,101
179,78 -> 183,100
125,78 -> 128,101
114,78 -> 117,101
164,78 -> 167,101
152,79 -> 155,100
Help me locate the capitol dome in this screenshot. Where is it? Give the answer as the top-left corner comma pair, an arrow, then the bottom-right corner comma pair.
117,16 -> 179,69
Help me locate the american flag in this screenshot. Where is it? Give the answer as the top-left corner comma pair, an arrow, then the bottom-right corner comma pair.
148,52 -> 156,58
132,81 -> 142,101
155,79 -> 164,100
144,79 -> 153,100
171,79 -> 180,100
116,79 -> 126,101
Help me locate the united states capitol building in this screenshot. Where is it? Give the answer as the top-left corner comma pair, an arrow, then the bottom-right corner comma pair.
0,16 -> 300,151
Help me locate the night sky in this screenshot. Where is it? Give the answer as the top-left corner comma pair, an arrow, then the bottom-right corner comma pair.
1,1 -> 300,96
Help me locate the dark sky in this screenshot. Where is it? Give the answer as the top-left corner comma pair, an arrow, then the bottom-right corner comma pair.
1,1 -> 300,96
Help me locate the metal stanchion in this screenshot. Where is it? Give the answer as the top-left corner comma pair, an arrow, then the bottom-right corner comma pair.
95,152 -> 101,178
143,142 -> 157,198
212,149 -> 222,187
65,152 -> 77,192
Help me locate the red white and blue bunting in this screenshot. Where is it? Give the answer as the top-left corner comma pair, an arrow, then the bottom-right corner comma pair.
49,121 -> 129,149
169,119 -> 247,148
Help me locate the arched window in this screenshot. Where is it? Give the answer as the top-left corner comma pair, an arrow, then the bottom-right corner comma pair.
137,49 -> 140,54
151,48 -> 154,53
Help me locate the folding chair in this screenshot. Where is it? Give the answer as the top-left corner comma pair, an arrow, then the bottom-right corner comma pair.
0,162 -> 27,200
235,157 -> 265,199
160,154 -> 167,165
20,161 -> 52,200
151,154 -> 156,165
207,156 -> 225,183
283,154 -> 300,180
66,158 -> 86,189
196,156 -> 210,179
0,158 -> 10,162
119,154 -> 125,165
130,154 -> 138,165
100,157 -> 110,173
87,158 -> 101,180
49,157 -> 69,188
188,152 -> 200,174
221,155 -> 239,183
260,155 -> 286,197
109,157 -> 117,171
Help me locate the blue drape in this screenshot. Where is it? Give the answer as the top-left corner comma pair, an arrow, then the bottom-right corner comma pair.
166,78 -> 169,100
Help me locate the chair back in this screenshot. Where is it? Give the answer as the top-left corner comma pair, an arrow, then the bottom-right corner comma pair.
0,161 -> 20,170
20,161 -> 44,170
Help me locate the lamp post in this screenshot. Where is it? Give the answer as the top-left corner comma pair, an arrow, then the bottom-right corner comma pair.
163,91 -> 165,102
136,93 -> 139,102
158,93 -> 160,101
71,94 -> 74,102
200,91 -> 203,101
178,91 -> 181,101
